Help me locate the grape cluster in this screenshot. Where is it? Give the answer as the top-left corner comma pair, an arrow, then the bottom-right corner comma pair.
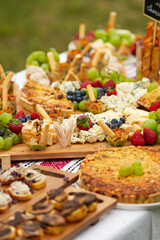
119,160 -> 143,177
144,108 -> 160,144
105,117 -> 125,130
0,113 -> 20,150
26,48 -> 59,72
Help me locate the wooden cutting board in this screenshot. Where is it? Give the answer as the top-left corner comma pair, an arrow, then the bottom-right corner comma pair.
1,165 -> 79,220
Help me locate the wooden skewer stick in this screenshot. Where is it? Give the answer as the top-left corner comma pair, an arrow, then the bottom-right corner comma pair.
79,23 -> 86,39
2,72 -> 13,111
70,54 -> 82,67
47,52 -> 57,72
87,84 -> 96,101
39,123 -> 50,144
81,43 -> 91,56
0,64 -> 6,82
92,50 -> 105,67
36,104 -> 52,122
97,119 -> 115,138
153,21 -> 158,46
107,11 -> 117,30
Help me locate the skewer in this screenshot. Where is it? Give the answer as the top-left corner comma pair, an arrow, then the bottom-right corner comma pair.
47,52 -> 57,72
36,104 -> 52,122
87,84 -> 96,101
97,119 -> 115,137
64,68 -> 74,81
0,64 -> 6,82
2,72 -> 13,110
39,123 -> 50,144
79,23 -> 86,39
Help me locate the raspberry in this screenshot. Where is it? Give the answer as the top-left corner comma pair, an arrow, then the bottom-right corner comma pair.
15,111 -> 25,119
131,131 -> 145,146
91,80 -> 102,88
30,112 -> 40,120
143,128 -> 157,145
80,81 -> 92,89
150,100 -> 160,112
103,79 -> 116,89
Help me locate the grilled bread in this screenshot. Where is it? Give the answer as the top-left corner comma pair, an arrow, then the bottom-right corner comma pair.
79,146 -> 160,204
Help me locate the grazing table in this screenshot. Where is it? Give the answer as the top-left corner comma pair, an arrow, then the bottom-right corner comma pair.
8,56 -> 160,240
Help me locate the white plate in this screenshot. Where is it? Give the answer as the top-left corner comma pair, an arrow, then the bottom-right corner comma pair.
74,180 -> 160,211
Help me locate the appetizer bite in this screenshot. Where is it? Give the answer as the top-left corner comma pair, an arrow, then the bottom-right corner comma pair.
8,181 -> 32,201
17,221 -> 43,240
24,169 -> 46,190
0,190 -> 12,213
47,187 -> 68,209
0,223 -> 16,240
26,201 -> 55,217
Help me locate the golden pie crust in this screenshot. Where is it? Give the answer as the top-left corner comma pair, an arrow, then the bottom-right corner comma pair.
79,146 -> 160,204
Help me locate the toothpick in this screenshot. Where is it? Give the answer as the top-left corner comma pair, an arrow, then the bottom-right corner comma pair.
87,84 -> 96,101
64,68 -> 74,81
47,52 -> 57,72
81,43 -> 91,56
97,119 -> 115,137
107,11 -> 117,30
79,23 -> 86,39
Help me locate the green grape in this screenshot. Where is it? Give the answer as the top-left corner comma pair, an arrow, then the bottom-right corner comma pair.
100,70 -> 108,79
41,63 -> 49,71
32,50 -> 45,59
132,160 -> 142,169
109,36 -> 121,46
143,119 -> 157,131
155,108 -> 160,121
157,133 -> 160,144
94,29 -> 107,39
48,48 -> 60,62
3,137 -> 13,150
26,54 -> 34,65
87,67 -> 99,81
78,100 -> 87,111
119,165 -> 133,177
0,137 -> 4,149
156,124 -> 160,133
101,36 -> 108,42
134,166 -> 144,176
72,101 -> 79,111
149,111 -> 157,120
147,83 -> 157,93
31,60 -> 39,66
0,113 -> 12,124
38,54 -> 47,63
11,133 -> 19,145
94,77 -> 103,83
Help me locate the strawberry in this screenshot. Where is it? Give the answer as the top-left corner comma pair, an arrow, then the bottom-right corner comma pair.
91,80 -> 102,88
15,111 -> 25,119
107,88 -> 117,96
103,79 -> 116,89
80,81 -> 92,89
76,115 -> 92,131
9,119 -> 23,134
31,112 -> 40,120
131,131 -> 145,146
131,42 -> 137,56
150,100 -> 160,112
143,128 -> 157,145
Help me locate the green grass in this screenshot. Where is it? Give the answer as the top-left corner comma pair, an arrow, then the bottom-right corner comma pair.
0,0 -> 148,72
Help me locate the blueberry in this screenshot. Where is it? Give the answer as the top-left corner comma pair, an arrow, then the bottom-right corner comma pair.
72,96 -> 76,101
75,94 -> 81,98
76,96 -> 82,102
97,88 -> 103,94
92,122 -> 95,127
97,95 -> 101,100
120,117 -> 125,123
18,117 -> 23,122
83,95 -> 89,100
0,129 -> 5,136
105,122 -> 110,128
80,90 -> 86,96
25,114 -> 31,121
21,118 -> 26,123
75,90 -> 80,95
67,90 -> 73,96
111,118 -> 118,124
110,124 -> 117,130
101,91 -> 105,96
103,88 -> 107,93
67,95 -> 73,101
118,120 -> 123,127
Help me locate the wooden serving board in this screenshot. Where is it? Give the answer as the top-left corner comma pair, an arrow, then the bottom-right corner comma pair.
43,186 -> 117,240
0,141 -> 131,161
1,165 -> 79,220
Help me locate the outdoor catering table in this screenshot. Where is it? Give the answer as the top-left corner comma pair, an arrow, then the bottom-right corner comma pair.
10,55 -> 160,240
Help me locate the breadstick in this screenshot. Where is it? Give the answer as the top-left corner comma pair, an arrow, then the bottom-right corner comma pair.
81,43 -> 91,56
70,71 -> 79,81
70,54 -> 82,67
39,123 -> 50,144
92,50 -> 105,67
47,52 -> 57,72
0,64 -> 5,82
64,68 -> 74,81
80,63 -> 85,76
79,23 -> 86,39
36,104 -> 52,122
87,84 -> 96,101
107,11 -> 117,31
97,119 -> 115,138
2,72 -> 13,110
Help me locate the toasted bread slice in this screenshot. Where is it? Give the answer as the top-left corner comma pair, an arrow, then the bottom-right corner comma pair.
0,225 -> 16,240
0,191 -> 12,213
8,181 -> 32,201
137,86 -> 160,110
24,169 -> 46,190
